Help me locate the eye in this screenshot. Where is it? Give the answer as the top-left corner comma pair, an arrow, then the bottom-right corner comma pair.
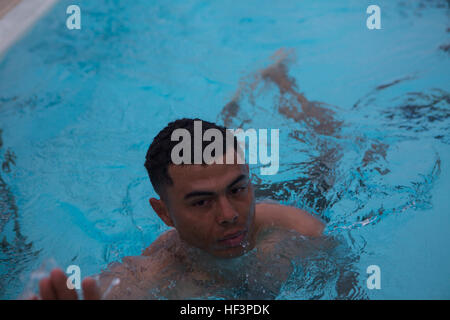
231,185 -> 247,195
192,199 -> 210,207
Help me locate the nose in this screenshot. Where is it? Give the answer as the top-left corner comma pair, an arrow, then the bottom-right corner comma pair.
216,196 -> 238,226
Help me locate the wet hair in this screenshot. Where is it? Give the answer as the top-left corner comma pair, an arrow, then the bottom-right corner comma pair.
144,118 -> 237,198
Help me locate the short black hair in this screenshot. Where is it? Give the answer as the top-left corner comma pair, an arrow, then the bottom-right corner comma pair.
144,118 -> 238,197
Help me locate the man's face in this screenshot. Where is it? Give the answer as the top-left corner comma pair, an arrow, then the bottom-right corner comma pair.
162,160 -> 256,259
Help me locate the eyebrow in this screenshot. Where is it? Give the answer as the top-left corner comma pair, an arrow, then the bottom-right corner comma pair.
183,174 -> 248,200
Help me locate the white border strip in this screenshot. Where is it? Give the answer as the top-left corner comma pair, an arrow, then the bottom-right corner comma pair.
0,0 -> 59,57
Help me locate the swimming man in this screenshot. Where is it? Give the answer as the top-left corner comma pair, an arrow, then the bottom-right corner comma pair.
33,118 -> 325,299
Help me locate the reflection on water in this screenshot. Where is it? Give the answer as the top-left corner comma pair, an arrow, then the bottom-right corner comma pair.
0,129 -> 40,298
203,230 -> 368,300
2,44 -> 447,298
98,227 -> 367,300
219,48 -> 446,228
215,48 -> 447,298
0,0 -> 448,299
277,232 -> 368,299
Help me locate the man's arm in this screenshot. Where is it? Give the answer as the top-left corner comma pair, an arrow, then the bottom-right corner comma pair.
256,202 -> 325,237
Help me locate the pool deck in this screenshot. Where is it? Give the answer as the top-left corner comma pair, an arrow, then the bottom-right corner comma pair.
0,0 -> 21,18
0,0 -> 58,57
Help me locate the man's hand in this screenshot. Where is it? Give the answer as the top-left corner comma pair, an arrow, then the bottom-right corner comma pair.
30,268 -> 101,300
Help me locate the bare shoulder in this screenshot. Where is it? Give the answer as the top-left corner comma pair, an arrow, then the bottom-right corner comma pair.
97,229 -> 184,299
255,202 -> 325,237
141,228 -> 178,256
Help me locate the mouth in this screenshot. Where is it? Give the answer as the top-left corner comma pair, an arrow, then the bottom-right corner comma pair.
218,229 -> 247,248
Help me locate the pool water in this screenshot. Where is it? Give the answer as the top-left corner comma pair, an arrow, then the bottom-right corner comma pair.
0,0 -> 449,299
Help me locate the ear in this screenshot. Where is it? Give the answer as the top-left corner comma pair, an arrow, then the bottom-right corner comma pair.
149,198 -> 174,227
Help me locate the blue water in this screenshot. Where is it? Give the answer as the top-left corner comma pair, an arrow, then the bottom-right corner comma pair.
0,0 -> 449,299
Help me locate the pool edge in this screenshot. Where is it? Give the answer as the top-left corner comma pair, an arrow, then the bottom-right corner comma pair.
0,0 -> 59,58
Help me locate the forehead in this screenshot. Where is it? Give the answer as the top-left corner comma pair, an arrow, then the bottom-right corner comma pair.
167,162 -> 248,196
